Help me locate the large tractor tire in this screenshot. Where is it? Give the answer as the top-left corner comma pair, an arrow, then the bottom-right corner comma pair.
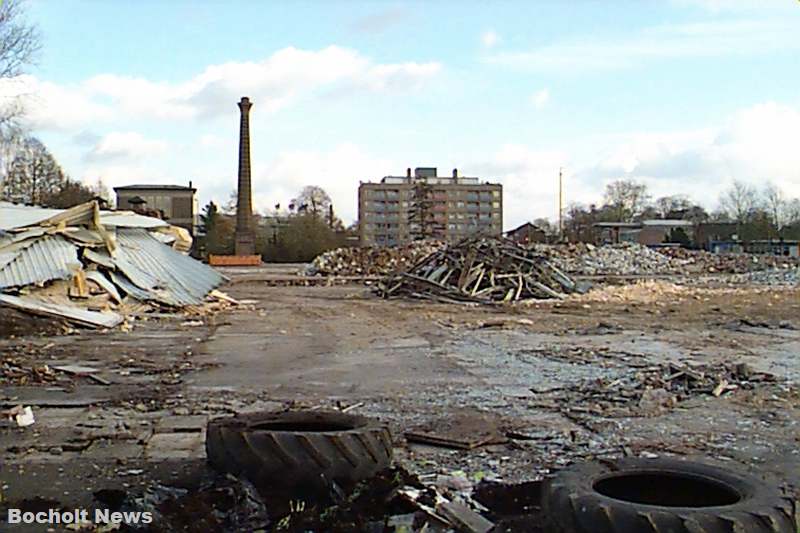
542,457 -> 796,533
206,410 -> 393,494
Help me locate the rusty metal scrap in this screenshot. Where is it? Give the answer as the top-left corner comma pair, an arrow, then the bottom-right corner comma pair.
378,236 -> 577,303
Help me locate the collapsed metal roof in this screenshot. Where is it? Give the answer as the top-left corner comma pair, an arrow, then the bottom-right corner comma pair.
0,200 -> 227,327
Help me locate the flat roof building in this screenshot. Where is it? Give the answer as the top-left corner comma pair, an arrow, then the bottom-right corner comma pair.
358,167 -> 502,246
114,183 -> 198,235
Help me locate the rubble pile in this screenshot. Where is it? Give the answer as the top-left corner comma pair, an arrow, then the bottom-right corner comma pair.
0,200 -> 228,331
526,242 -> 800,277
379,236 -> 577,303
309,240 -> 445,276
729,267 -> 800,286
549,242 -> 689,276
657,247 -> 800,274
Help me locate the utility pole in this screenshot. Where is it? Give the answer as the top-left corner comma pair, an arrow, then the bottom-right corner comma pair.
558,167 -> 564,241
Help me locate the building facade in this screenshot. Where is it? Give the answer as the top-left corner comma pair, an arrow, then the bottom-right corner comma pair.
358,167 -> 502,246
114,184 -> 198,235
506,222 -> 548,244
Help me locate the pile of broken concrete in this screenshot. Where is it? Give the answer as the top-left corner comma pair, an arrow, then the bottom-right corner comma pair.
0,200 -> 227,329
309,240 -> 445,277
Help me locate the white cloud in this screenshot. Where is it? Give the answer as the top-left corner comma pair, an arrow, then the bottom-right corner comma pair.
0,75 -> 114,131
530,88 -> 550,109
470,145 -> 569,228
487,18 -> 799,71
8,46 -> 441,131
199,134 -> 224,148
482,30 -> 499,48
253,143 -> 396,222
84,132 -> 168,162
575,102 -> 800,209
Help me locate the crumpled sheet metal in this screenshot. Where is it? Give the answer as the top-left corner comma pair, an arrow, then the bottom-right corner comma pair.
0,235 -> 81,289
112,229 -> 226,306
0,292 -> 123,328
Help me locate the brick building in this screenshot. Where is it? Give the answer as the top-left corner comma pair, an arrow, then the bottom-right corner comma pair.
358,167 -> 502,246
114,183 -> 198,235
506,222 -> 548,244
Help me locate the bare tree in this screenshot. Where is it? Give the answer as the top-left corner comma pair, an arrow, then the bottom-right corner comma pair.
718,180 -> 758,224
0,124 -> 24,185
603,179 -> 650,222
785,198 -> 800,227
762,182 -> 787,230
3,136 -> 65,204
0,0 -> 40,129
293,185 -> 332,218
654,195 -> 690,219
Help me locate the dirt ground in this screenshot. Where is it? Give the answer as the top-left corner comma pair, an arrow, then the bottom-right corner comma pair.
1,272 -> 799,531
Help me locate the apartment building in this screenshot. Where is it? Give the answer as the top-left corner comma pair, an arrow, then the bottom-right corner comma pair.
358,167 -> 502,246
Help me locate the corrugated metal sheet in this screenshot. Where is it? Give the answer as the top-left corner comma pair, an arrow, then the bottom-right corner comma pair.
0,202 -> 64,230
0,293 -> 123,328
108,270 -> 157,303
100,213 -> 167,228
83,249 -> 115,269
0,236 -> 81,289
114,229 -> 225,306
0,201 -> 167,230
85,270 -> 122,303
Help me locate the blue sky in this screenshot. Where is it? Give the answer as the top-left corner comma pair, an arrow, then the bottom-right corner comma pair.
8,0 -> 800,227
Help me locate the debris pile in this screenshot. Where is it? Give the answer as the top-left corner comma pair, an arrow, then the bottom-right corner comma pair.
309,240 -> 445,276
0,200 -> 227,330
728,267 -> 800,286
546,242 -> 689,276
657,247 -> 800,274
379,236 -> 577,303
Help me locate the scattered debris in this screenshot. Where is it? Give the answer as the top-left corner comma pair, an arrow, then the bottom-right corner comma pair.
4,405 -> 35,427
379,236 -> 578,304
531,359 -> 778,419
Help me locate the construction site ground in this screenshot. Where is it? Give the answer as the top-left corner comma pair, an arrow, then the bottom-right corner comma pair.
2,268 -> 799,529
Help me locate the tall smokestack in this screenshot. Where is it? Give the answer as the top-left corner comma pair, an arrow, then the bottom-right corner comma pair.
235,96 -> 255,256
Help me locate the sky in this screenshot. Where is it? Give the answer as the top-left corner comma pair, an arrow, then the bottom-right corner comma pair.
4,0 -> 800,229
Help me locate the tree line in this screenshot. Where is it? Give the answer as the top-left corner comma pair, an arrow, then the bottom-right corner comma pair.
199,185 -> 352,262
558,178 -> 800,244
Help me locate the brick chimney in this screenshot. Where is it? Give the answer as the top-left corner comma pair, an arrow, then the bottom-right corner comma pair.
235,96 -> 255,256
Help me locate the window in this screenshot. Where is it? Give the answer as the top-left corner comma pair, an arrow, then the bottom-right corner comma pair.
492,201 -> 500,208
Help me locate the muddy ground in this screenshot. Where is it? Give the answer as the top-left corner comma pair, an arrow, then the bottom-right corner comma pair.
1,271 -> 799,531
